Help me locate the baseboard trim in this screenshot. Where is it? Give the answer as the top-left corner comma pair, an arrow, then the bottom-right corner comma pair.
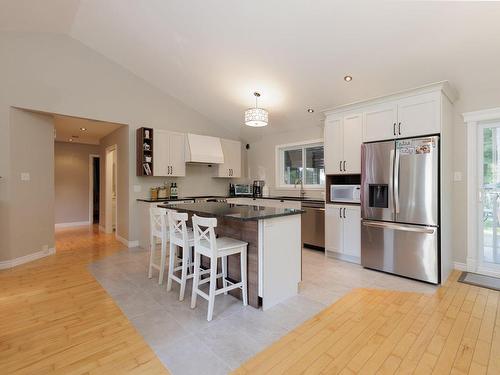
453,262 -> 467,271
0,247 -> 56,269
55,221 -> 90,228
115,234 -> 139,248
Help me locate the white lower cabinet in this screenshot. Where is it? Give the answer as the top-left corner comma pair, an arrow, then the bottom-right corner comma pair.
325,204 -> 361,263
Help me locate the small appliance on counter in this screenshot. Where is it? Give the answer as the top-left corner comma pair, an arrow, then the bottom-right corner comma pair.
229,183 -> 235,196
234,184 -> 251,196
330,184 -> 360,204
252,180 -> 265,198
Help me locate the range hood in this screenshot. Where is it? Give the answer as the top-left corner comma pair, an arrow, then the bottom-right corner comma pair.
185,133 -> 224,164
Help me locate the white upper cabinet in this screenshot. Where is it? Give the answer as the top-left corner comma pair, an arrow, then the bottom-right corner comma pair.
363,103 -> 398,142
153,129 -> 186,177
215,138 -> 242,178
342,114 -> 362,174
396,92 -> 440,138
324,117 -> 343,175
362,92 -> 442,142
324,114 -> 362,175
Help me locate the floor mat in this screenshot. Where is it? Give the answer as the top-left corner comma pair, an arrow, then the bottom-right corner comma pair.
458,271 -> 500,291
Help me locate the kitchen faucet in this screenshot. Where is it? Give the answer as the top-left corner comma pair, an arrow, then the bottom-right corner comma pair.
294,177 -> 306,199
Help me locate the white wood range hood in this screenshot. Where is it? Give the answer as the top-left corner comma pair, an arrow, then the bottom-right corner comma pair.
184,133 -> 224,164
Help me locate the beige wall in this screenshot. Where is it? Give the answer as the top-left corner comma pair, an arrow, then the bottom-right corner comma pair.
5,108 -> 55,261
0,32 -> 241,261
54,141 -> 100,224
246,125 -> 325,200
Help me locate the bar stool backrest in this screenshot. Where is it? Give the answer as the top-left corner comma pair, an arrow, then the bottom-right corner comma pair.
168,211 -> 190,247
192,215 -> 217,257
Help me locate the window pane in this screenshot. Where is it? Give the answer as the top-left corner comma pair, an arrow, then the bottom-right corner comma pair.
283,148 -> 302,185
305,146 -> 324,185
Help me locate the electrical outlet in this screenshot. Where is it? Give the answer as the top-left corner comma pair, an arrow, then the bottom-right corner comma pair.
453,172 -> 462,182
20,172 -> 30,181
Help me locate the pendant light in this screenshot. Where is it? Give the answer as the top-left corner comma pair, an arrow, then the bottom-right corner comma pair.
245,92 -> 268,127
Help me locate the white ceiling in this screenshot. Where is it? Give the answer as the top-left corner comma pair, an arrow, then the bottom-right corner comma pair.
53,114 -> 122,145
3,1 -> 500,141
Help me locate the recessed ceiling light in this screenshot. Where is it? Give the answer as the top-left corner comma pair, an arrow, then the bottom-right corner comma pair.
80,127 -> 87,131
307,108 -> 314,113
344,75 -> 353,82
68,138 -> 73,142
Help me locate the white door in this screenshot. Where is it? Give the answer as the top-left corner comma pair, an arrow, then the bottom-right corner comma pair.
363,103 -> 398,142
478,123 -> 500,276
324,117 -> 343,174
325,204 -> 343,254
342,114 -> 363,174
343,206 -> 361,261
169,131 -> 186,177
153,130 -> 169,176
397,93 -> 440,138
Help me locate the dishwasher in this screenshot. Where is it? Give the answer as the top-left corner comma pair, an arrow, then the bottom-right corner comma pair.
301,201 -> 325,249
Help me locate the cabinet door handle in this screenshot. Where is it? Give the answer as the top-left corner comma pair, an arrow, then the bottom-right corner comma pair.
343,161 -> 346,172
169,166 -> 172,175
339,208 -> 342,218
231,169 -> 233,176
339,161 -> 342,172
398,122 -> 401,136
343,208 -> 346,218
393,122 -> 396,136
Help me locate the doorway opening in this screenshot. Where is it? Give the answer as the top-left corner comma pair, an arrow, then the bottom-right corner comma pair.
89,155 -> 100,224
105,145 -> 118,234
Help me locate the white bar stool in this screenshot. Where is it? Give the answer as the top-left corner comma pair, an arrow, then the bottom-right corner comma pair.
191,215 -> 248,321
148,206 -> 173,285
166,211 -> 197,301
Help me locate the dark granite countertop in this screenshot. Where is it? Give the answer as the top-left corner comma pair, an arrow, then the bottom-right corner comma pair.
159,202 -> 303,221
137,195 -> 324,204
136,195 -> 227,203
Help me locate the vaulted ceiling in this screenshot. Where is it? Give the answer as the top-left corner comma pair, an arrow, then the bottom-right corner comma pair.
2,1 -> 500,141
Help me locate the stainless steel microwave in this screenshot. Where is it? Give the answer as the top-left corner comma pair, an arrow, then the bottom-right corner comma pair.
330,184 -> 361,203
234,184 -> 251,195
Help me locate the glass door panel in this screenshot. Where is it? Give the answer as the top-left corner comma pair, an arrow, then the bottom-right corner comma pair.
480,125 -> 500,271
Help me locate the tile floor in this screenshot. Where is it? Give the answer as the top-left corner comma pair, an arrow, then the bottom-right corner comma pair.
88,247 -> 437,374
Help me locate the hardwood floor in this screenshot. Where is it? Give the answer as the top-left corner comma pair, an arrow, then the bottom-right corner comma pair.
235,271 -> 500,375
2,226 -> 500,374
0,225 -> 168,375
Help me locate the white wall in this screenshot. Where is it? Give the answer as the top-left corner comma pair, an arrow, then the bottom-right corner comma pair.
0,32 -> 241,261
54,141 -> 100,224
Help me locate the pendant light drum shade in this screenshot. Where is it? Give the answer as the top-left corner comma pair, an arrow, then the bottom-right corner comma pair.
245,107 -> 268,127
245,92 -> 268,127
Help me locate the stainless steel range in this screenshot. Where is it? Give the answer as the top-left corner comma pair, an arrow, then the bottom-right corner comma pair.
361,135 -> 440,284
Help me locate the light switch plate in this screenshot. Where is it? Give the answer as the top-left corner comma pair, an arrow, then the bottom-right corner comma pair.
21,172 -> 30,181
453,172 -> 462,182
133,185 -> 142,193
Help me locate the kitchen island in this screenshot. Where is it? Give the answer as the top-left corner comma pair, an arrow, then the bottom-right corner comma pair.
159,202 -> 303,310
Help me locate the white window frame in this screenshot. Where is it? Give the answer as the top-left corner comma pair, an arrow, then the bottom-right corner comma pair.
275,139 -> 324,190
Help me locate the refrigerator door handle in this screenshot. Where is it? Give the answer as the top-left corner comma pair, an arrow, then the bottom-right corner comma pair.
362,220 -> 436,234
394,148 -> 400,214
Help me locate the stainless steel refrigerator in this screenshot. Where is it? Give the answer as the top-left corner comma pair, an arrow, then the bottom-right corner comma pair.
361,135 -> 439,284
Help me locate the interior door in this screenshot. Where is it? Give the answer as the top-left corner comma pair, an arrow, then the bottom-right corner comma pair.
478,123 -> 500,275
325,204 -> 343,254
343,114 -> 362,174
324,117 -> 343,174
363,103 -> 398,142
395,136 -> 439,226
169,131 -> 186,176
361,140 -> 395,222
